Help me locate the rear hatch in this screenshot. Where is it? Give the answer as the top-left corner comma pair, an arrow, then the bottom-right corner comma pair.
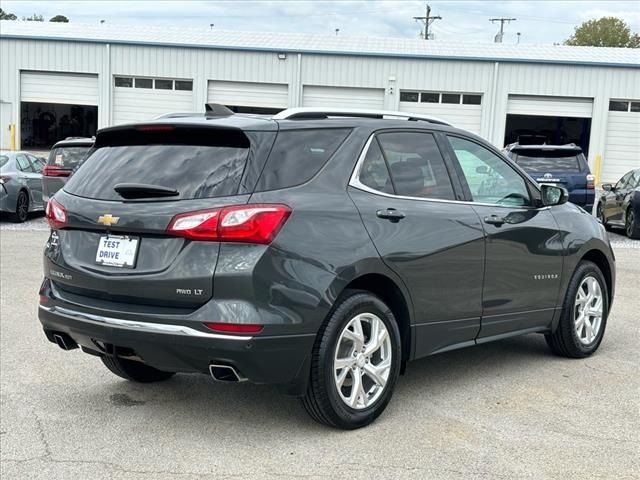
511,148 -> 591,204
43,142 -> 93,200
45,124 -> 255,309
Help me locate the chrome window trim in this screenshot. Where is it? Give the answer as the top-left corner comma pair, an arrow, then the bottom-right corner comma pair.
349,132 -> 548,211
39,305 -> 253,341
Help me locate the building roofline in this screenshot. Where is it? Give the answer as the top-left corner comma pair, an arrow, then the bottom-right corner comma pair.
1,33 -> 639,69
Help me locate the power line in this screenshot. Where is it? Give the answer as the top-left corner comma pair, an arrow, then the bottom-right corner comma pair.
489,17 -> 516,43
413,3 -> 442,40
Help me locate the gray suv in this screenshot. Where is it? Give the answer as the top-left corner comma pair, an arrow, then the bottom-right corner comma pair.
39,107 -> 615,429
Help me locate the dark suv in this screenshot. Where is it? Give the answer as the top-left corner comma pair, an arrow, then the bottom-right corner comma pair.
39,108 -> 615,429
504,143 -> 595,213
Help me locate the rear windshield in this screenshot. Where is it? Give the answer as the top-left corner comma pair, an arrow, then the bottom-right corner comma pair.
48,146 -> 92,169
514,152 -> 581,173
65,145 -> 249,200
0,155 -> 9,168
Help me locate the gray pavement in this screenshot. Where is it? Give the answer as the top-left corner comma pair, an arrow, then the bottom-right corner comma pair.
1,229 -> 639,480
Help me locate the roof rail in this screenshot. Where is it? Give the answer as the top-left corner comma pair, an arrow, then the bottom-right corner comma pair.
272,107 -> 452,126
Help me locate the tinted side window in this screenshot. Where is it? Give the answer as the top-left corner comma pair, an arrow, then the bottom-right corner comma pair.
377,132 -> 455,200
256,128 -> 351,191
16,154 -> 34,172
28,155 -> 44,173
615,172 -> 632,190
448,136 -> 531,207
358,139 -> 393,194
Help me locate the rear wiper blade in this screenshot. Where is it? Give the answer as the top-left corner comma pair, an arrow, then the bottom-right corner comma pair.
114,183 -> 179,199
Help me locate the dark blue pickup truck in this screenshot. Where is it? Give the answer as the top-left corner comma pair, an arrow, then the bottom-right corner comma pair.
504,143 -> 595,213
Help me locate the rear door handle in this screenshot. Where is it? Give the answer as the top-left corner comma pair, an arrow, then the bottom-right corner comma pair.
376,208 -> 406,222
484,215 -> 506,226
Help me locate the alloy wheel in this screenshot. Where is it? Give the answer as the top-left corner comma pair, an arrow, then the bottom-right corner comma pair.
333,313 -> 392,410
574,276 -> 603,345
627,210 -> 635,237
17,193 -> 28,221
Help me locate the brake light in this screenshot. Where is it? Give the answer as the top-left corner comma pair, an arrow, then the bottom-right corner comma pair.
203,322 -> 264,334
136,125 -> 175,132
0,175 -> 10,184
42,165 -> 72,177
167,204 -> 291,244
46,198 -> 68,229
586,174 -> 595,190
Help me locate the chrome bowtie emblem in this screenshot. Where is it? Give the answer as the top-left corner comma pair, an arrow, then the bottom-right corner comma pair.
98,214 -> 120,226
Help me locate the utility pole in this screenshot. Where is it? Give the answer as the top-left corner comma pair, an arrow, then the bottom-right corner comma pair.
489,17 -> 516,43
414,4 -> 441,40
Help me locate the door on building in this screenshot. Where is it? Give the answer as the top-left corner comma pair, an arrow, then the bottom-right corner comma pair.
504,95 -> 593,154
602,100 -> 640,183
207,81 -> 288,114
303,86 -> 385,110
0,102 -> 12,150
112,76 -> 194,125
20,72 -> 99,149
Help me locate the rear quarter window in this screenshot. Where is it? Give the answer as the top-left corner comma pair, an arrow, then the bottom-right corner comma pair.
0,155 -> 9,168
255,128 -> 351,191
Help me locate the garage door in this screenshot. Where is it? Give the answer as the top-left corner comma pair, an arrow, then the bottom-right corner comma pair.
602,105 -> 640,182
507,95 -> 593,118
399,92 -> 482,134
207,81 -> 288,110
21,72 -> 99,105
112,77 -> 193,125
303,86 -> 385,109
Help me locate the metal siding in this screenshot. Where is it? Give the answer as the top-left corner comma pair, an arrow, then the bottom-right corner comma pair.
207,81 -> 288,108
21,71 -> 99,105
302,85 -> 385,109
112,87 -> 193,125
506,95 -> 593,118
602,111 -> 640,182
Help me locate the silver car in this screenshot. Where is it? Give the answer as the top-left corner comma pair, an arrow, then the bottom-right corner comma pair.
0,151 -> 46,222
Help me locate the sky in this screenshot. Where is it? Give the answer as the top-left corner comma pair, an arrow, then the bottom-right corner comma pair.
2,0 -> 640,45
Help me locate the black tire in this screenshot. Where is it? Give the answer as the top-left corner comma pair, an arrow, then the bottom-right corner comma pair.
101,355 -> 175,383
302,290 -> 401,429
10,190 -> 29,223
625,208 -> 639,239
545,261 -> 608,358
596,203 -> 611,231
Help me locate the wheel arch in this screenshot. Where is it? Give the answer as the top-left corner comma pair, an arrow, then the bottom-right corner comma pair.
580,249 -> 613,306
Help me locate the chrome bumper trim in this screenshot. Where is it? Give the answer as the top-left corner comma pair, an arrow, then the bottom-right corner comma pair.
39,305 -> 253,341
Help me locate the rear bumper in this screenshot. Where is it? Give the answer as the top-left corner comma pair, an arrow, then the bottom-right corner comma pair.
39,303 -> 315,395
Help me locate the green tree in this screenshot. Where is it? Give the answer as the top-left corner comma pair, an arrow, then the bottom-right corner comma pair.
0,8 -> 18,20
23,13 -> 44,22
565,17 -> 639,48
49,15 -> 69,23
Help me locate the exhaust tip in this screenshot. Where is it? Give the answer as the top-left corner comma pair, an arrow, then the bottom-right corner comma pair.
209,364 -> 246,382
53,333 -> 78,351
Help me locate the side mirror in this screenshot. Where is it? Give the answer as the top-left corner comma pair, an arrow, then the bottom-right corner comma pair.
541,184 -> 569,206
601,183 -> 613,191
476,165 -> 489,174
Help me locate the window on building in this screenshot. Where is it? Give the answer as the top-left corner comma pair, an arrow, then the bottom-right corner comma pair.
463,94 -> 482,105
135,78 -> 153,89
630,102 -> 640,113
400,91 -> 419,102
175,80 -> 193,91
441,93 -> 461,104
420,92 -> 439,103
115,77 -> 133,88
609,100 -> 629,112
155,79 -> 173,90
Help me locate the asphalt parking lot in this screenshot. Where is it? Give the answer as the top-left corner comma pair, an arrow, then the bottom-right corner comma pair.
1,220 -> 639,479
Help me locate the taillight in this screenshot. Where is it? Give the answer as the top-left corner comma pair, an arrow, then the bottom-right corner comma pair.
46,198 -> 68,229
166,204 -> 291,244
0,175 -> 11,184
42,165 -> 72,177
203,322 -> 264,334
586,174 -> 595,190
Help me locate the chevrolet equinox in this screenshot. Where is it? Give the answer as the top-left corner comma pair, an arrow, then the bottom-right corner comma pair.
39,107 -> 615,429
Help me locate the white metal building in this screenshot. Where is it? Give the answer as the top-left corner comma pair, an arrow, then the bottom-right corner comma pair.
1,21 -> 639,181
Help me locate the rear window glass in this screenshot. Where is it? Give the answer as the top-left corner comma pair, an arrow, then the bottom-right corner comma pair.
255,128 -> 351,191
65,128 -> 250,200
514,152 -> 581,173
0,155 -> 8,168
48,146 -> 92,169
